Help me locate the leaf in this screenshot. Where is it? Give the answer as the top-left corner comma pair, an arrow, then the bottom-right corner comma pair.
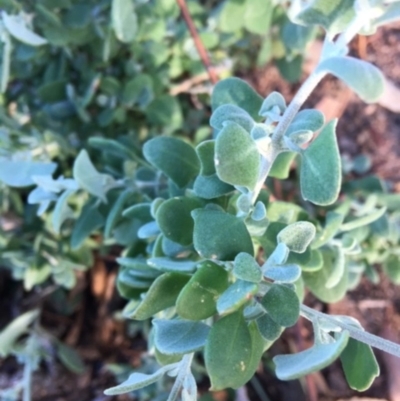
212,77 -> 263,121
111,0 -> 137,43
125,272 -> 190,320
196,140 -> 216,176
176,261 -> 229,320
269,152 -> 296,179
233,253 -> 262,283
0,160 -> 57,187
326,246 -> 345,289
192,208 -> 254,260
286,109 -> 325,136
56,342 -> 85,374
256,313 -> 283,342
215,122 -> 260,191
153,319 -> 210,355
104,365 -> 175,395
274,331 -> 349,380
122,74 -> 153,109
260,284 -> 300,327
303,249 -> 348,303
156,197 -> 202,246
300,120 -> 341,205
217,280 -> 258,315
104,190 -> 132,239
2,11 -> 48,46
383,254 -> 400,284
312,211 -> 345,248
219,0 -> 246,33
263,264 -> 301,283
147,257 -> 197,273
193,174 -> 234,199
88,137 -> 134,160
143,137 -> 200,188
244,0 -> 273,35
73,150 -> 116,202
71,202 -> 104,249
205,311 -> 253,390
52,189 -> 75,234
294,0 -> 355,37
277,221 -> 316,253
317,57 -> 385,103
0,310 -> 39,357
146,95 -> 183,130
210,104 -> 254,134
340,207 -> 387,232
340,338 -> 380,391
298,249 -> 324,272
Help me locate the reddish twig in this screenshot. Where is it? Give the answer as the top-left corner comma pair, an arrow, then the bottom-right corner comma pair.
176,0 -> 219,84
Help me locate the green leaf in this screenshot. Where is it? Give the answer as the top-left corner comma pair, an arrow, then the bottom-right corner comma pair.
146,95 -> 183,131
122,203 -> 152,222
154,319 -> 210,355
244,0 -> 273,35
277,221 -> 316,253
0,310 -> 39,357
212,77 -> 263,121
0,160 -> 56,187
269,152 -> 296,179
111,0 -> 137,43
205,311 -> 253,390
286,109 -> 325,136
156,197 -> 202,246
256,313 -> 283,342
260,284 -> 300,327
88,137 -> 134,160
312,211 -> 345,248
73,150 -> 116,202
217,280 -> 258,315
340,207 -> 387,232
71,202 -> 104,249
300,120 -> 341,205
211,104 -> 254,134
143,137 -> 200,188
298,249 -> 324,272
383,254 -> 400,284
325,246 -> 345,289
176,261 -> 229,320
122,74 -> 153,109
196,140 -> 216,176
125,272 -> 190,320
56,342 -> 85,374
2,11 -> 48,46
192,209 -> 254,260
294,0 -> 355,37
233,253 -> 262,283
340,338 -> 380,391
219,0 -> 246,33
215,121 -> 260,191
274,331 -> 349,380
303,249 -> 348,303
317,57 -> 385,103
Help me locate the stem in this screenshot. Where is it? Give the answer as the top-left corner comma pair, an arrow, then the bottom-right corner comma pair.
167,353 -> 194,401
22,359 -> 32,401
301,305 -> 400,358
176,0 -> 219,84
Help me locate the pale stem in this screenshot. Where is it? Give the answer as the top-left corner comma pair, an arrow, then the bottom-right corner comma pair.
301,304 -> 400,358
22,359 -> 32,401
166,353 -> 194,401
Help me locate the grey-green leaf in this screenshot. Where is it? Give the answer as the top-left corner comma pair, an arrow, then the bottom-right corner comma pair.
317,57 -> 385,103
233,253 -> 262,283
217,280 -> 259,315
211,104 -> 254,134
300,120 -> 341,205
215,121 -> 260,191
154,319 -> 210,355
277,221 -> 316,253
274,331 -> 349,380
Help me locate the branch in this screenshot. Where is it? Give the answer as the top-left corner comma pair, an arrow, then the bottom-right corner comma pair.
175,0 -> 219,84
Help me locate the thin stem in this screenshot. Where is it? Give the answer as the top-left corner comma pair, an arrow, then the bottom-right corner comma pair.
301,305 -> 400,358
166,353 -> 194,401
176,0 -> 219,84
22,359 -> 32,401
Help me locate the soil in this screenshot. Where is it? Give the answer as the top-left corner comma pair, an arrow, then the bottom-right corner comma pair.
2,21 -> 400,401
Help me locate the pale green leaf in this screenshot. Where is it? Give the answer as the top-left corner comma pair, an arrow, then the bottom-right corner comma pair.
340,207 -> 387,232
277,221 -> 316,253
217,280 -> 259,315
233,253 -> 262,283
111,0 -> 137,43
